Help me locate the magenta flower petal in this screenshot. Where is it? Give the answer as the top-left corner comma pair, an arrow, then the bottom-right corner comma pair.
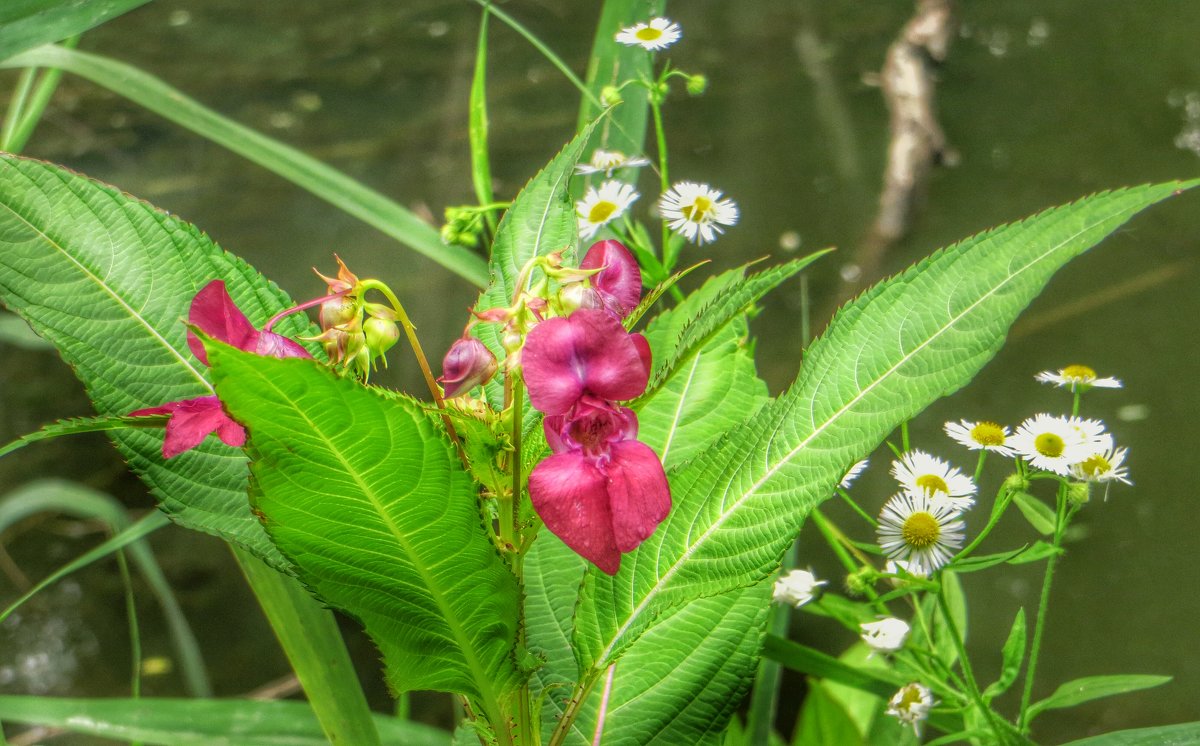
523,310 -> 649,415
631,332 -> 651,379
605,440 -> 671,552
581,240 -> 642,318
186,280 -> 259,365
255,330 -> 312,359
529,451 -> 622,575
132,395 -> 246,459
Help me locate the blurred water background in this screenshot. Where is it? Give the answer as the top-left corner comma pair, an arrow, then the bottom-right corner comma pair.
2,1 -> 1198,742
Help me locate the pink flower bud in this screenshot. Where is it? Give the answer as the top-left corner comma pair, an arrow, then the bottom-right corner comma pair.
439,337 -> 498,398
580,240 -> 642,318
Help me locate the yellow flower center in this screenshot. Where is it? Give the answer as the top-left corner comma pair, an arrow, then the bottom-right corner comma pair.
587,201 -> 618,223
901,511 -> 941,549
897,685 -> 923,711
1035,432 -> 1065,458
969,421 -> 1006,446
682,196 -> 713,222
635,27 -> 664,41
1061,364 -> 1096,382
1077,454 -> 1111,477
915,474 -> 949,495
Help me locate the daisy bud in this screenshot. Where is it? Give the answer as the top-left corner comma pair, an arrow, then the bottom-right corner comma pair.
845,566 -> 874,596
686,73 -> 708,96
1066,481 -> 1091,505
600,85 -> 623,108
1002,472 -> 1031,493
439,337 -> 498,399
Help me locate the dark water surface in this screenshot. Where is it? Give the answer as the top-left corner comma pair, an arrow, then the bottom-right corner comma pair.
2,1 -> 1198,742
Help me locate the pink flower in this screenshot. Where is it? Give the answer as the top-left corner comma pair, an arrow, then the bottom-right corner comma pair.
439,337 -> 498,398
521,309 -> 650,415
580,240 -> 642,319
132,280 -> 309,458
530,399 -> 670,575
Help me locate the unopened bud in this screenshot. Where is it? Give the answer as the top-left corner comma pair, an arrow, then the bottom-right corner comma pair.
600,85 -> 623,107
1066,481 -> 1091,505
439,337 -> 499,398
686,74 -> 708,96
319,295 -> 359,330
1002,472 -> 1031,494
845,566 -> 875,596
363,316 -> 400,363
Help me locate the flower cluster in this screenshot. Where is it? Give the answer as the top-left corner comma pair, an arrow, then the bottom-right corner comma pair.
521,242 -> 670,575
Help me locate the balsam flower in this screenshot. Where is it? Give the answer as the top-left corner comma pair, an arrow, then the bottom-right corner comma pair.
132,280 -> 310,458
439,337 -> 498,398
531,399 -> 670,575
522,309 -> 650,415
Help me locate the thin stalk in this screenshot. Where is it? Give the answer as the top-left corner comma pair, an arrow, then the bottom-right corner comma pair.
4,37 -> 79,153
1018,484 -> 1070,732
901,421 -> 911,452
360,280 -> 461,449
1,68 -> 37,150
937,592 -> 1007,744
115,548 -> 142,700
954,488 -> 1014,562
835,487 -> 878,528
973,450 -> 988,483
479,1 -> 598,108
470,6 -> 498,236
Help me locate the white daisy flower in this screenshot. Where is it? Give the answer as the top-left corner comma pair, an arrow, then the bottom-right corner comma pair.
839,458 -> 870,490
884,558 -> 928,579
944,419 -> 1015,457
860,617 -> 910,655
890,450 -> 976,510
574,149 -> 652,177
887,683 -> 935,735
615,17 -> 682,51
659,181 -> 739,245
772,569 -> 826,608
575,180 -> 639,240
877,491 -> 966,576
1071,445 -> 1131,485
1009,414 -> 1111,476
1035,364 -> 1122,391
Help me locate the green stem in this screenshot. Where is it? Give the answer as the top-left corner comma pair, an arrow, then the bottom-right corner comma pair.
548,674 -> 602,746
479,1 -> 599,109
1018,484 -> 1070,732
1071,390 -> 1081,417
954,488 -> 1015,562
937,591 -> 1007,744
115,548 -> 142,700
835,488 -> 878,528
4,37 -> 79,153
649,95 -> 674,272
1,67 -> 37,150
901,421 -> 911,452
973,450 -> 988,484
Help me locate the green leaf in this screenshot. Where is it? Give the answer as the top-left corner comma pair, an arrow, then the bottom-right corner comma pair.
0,696 -> 448,746
932,570 -> 967,669
792,681 -> 865,746
1058,721 -> 1200,745
0,45 -> 488,288
1006,540 -> 1063,565
947,545 -> 1030,573
1025,675 -> 1172,724
572,182 -> 1194,681
0,154 -> 383,746
985,608 -> 1026,699
763,636 -> 905,699
0,152 -> 312,568
1012,491 -> 1057,535
0,414 -> 164,459
469,8 -> 495,213
0,0 -> 152,60
210,347 -> 519,708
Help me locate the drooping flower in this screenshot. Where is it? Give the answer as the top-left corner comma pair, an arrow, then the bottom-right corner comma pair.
439,337 -> 498,398
1071,445 -> 1132,485
574,149 -> 651,177
659,181 -> 739,245
944,419 -> 1015,456
576,180 -> 639,240
860,617 -> 910,655
615,17 -> 682,51
1035,364 -> 1122,391
891,450 -> 976,510
877,491 -> 965,576
1009,414 -> 1112,476
887,683 -> 935,734
579,240 -> 643,319
131,280 -> 310,458
521,309 -> 650,415
839,458 -> 870,490
773,569 -> 826,608
530,398 -> 670,575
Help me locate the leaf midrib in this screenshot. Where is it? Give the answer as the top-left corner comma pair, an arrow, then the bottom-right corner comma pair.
588,204 -> 1136,672
0,175 -> 211,392
246,364 -> 505,705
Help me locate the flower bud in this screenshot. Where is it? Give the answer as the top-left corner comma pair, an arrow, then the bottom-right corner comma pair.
314,255 -> 359,295
557,282 -> 604,315
686,74 -> 709,96
439,337 -> 499,398
1002,472 -> 1031,494
600,85 -> 623,107
1066,481 -> 1091,505
319,295 -> 359,331
363,316 -> 400,363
